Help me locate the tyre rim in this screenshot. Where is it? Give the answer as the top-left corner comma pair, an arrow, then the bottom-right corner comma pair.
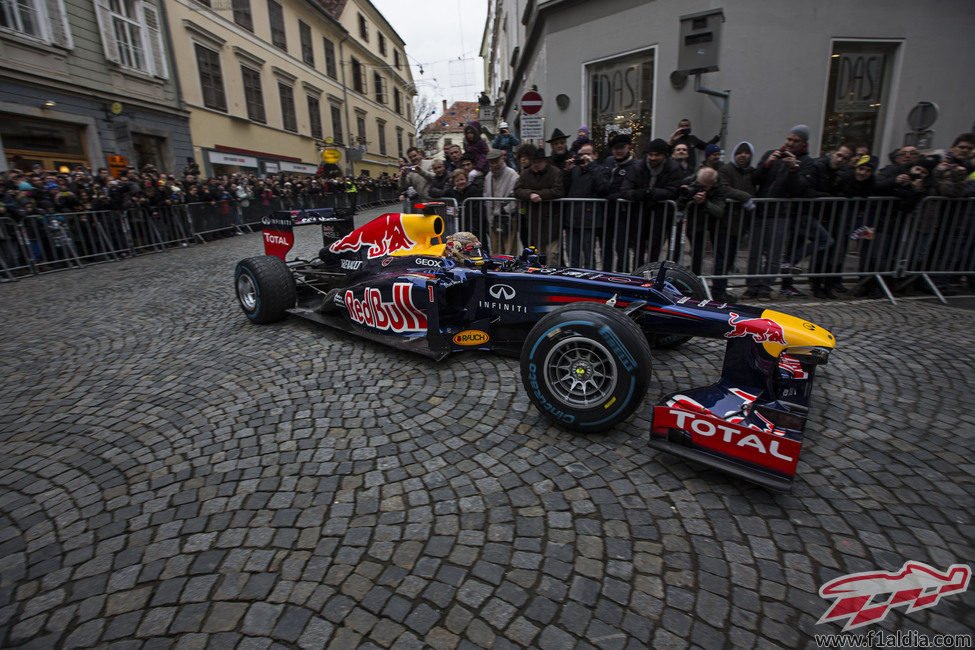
543,336 -> 618,408
237,273 -> 257,311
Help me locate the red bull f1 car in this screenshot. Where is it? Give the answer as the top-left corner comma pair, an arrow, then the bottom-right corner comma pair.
234,205 -> 837,490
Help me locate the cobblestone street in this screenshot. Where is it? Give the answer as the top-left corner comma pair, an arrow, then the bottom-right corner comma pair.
1,212 -> 973,649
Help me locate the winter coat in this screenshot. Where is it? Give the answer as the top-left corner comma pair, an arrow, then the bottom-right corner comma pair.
491,132 -> 521,169
717,142 -> 757,196
620,157 -> 684,204
751,148 -> 814,198
463,122 -> 490,173
603,154 -> 639,202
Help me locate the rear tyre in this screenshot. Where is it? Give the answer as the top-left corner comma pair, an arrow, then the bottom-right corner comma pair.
521,303 -> 652,432
235,255 -> 296,324
634,262 -> 707,349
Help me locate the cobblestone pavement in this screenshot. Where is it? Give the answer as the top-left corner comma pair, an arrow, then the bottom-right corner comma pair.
1,207 -> 973,649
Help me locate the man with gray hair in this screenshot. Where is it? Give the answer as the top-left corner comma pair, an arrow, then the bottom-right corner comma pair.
483,148 -> 520,254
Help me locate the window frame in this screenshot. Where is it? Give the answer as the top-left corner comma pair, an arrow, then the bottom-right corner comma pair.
351,57 -> 366,94
298,19 -> 313,66
358,13 -> 368,41
194,42 -> 227,112
330,104 -> 343,145
267,0 -> 286,51
232,0 -> 252,32
278,81 -> 297,132
241,64 -> 266,123
322,36 -> 337,79
307,94 -> 322,140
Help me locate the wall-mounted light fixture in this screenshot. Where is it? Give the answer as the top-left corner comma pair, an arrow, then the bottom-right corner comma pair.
42,100 -> 56,109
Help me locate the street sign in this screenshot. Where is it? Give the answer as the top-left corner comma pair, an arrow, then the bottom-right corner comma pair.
322,148 -> 341,164
521,91 -> 543,115
520,115 -> 544,140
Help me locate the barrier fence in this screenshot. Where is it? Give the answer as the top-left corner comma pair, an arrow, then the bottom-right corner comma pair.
0,188 -> 398,280
3,192 -> 971,304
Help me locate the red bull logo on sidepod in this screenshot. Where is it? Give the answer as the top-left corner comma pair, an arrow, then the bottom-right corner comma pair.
818,561 -> 971,631
344,283 -> 427,333
330,214 -> 417,259
725,312 -> 788,345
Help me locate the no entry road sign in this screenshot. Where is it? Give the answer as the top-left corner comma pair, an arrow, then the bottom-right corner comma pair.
521,91 -> 543,115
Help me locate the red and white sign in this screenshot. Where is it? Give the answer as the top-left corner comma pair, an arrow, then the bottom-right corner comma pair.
521,91 -> 543,115
652,407 -> 801,476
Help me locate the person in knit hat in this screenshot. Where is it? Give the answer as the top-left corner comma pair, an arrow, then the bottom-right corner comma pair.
569,126 -> 592,155
701,143 -> 723,170
617,138 -> 684,266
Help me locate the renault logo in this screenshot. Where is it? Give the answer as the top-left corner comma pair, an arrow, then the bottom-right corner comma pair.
489,284 -> 515,300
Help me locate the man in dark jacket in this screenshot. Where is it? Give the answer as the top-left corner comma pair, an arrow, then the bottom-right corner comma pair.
667,118 -> 721,170
602,133 -> 639,271
620,138 -> 683,268
717,141 -> 757,196
743,124 -> 823,300
805,144 -> 854,296
562,143 -> 609,267
514,148 -> 564,262
546,129 -> 571,170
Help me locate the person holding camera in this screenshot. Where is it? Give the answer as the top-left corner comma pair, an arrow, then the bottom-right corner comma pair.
679,167 -> 753,302
397,147 -> 435,211
491,122 -> 521,170
562,143 -> 609,268
668,118 -> 721,170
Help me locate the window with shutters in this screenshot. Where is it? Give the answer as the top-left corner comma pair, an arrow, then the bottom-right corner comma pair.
322,36 -> 337,78
267,0 -> 286,51
396,127 -> 403,159
195,43 -> 226,111
351,58 -> 365,94
357,13 -> 367,41
307,96 -> 322,139
356,114 -> 367,150
377,120 -> 386,155
2,0 -> 72,47
298,20 -> 313,65
378,33 -> 386,56
393,87 -> 402,115
241,65 -> 265,123
279,83 -> 297,132
330,105 -> 343,144
95,0 -> 167,78
232,0 -> 252,32
374,73 -> 385,104
394,50 -> 401,70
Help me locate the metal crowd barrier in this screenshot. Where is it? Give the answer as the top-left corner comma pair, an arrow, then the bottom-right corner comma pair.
0,190 -> 401,281
456,197 -> 679,272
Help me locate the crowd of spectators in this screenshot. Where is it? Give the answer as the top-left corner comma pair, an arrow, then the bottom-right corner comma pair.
397,119 -> 975,301
1,161 -> 397,222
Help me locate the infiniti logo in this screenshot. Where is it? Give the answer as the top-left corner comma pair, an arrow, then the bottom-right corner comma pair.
489,284 -> 516,300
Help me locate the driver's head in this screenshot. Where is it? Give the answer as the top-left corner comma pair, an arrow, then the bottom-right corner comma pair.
444,231 -> 483,263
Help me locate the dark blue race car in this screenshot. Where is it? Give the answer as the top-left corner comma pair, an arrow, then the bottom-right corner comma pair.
234,205 -> 837,490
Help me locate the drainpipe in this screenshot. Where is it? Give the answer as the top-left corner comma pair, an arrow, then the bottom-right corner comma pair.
339,34 -> 354,178
694,73 -> 730,151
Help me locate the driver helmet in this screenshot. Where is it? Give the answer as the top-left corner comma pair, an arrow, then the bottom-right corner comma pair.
444,232 -> 483,263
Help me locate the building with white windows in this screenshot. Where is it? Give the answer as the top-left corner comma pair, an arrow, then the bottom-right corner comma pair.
0,0 -> 192,172
165,0 -> 415,178
480,0 -> 975,157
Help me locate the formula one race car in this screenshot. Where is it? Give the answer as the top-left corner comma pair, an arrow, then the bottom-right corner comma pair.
234,205 -> 836,490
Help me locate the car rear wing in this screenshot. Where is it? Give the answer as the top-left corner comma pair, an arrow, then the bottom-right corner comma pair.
261,208 -> 354,260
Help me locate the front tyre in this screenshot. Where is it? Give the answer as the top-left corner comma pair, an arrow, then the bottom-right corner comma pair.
521,303 -> 651,432
634,262 -> 707,349
234,256 -> 296,324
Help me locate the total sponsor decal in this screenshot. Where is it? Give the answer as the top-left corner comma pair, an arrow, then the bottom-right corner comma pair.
344,282 -> 427,333
452,329 -> 490,346
340,259 -> 363,270
652,407 -> 800,475
724,312 -> 788,345
817,561 -> 971,631
261,214 -> 294,260
329,214 -> 416,259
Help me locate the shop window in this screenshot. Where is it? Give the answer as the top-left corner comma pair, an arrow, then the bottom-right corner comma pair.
821,41 -> 899,155
586,48 -> 654,151
195,43 -> 226,111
